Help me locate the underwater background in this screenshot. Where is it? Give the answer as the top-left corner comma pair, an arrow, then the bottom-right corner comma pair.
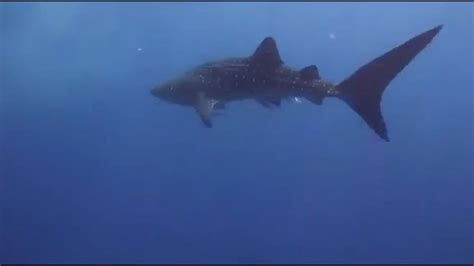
1,2 -> 473,263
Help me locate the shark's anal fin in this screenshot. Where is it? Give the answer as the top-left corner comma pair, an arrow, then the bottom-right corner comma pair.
251,37 -> 283,72
194,92 -> 218,128
300,65 -> 321,80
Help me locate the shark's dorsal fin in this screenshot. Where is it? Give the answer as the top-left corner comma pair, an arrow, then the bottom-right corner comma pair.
300,65 -> 321,80
251,37 -> 283,71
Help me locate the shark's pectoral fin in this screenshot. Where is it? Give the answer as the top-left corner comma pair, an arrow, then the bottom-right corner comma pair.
194,92 -> 219,128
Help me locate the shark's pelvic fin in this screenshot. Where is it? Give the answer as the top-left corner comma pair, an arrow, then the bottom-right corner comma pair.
251,37 -> 284,71
255,96 -> 281,109
265,96 -> 281,107
300,65 -> 321,80
194,92 -> 219,128
306,94 -> 324,105
256,99 -> 273,109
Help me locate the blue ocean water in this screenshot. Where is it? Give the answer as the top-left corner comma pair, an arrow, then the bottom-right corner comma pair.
1,2 -> 473,263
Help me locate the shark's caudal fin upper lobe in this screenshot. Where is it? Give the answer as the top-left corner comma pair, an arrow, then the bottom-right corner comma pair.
337,25 -> 443,141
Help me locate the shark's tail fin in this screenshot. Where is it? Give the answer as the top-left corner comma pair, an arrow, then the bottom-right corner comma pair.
337,25 -> 443,141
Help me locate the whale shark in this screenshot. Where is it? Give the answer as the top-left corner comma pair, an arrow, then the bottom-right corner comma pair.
151,25 -> 443,141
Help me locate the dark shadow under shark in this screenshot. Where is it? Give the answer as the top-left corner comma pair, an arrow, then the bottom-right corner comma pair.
151,25 -> 443,142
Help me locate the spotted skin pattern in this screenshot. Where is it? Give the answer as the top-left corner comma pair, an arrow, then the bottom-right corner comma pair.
151,25 -> 443,141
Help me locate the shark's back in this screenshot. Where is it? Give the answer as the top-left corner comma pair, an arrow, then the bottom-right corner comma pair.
184,57 -> 262,100
186,57 -> 250,77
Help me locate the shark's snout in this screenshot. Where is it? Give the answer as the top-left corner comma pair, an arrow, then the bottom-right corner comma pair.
150,86 -> 161,97
151,85 -> 172,100
150,84 -> 180,104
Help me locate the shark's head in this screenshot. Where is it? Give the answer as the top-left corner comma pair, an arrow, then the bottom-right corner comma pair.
150,78 -> 194,106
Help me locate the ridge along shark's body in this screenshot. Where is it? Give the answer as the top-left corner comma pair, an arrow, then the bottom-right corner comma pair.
151,25 -> 443,141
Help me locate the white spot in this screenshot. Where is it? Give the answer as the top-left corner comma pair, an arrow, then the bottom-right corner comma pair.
137,47 -> 143,52
294,97 -> 303,103
329,33 -> 336,40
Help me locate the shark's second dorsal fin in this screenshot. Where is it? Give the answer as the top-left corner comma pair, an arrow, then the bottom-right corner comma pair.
251,37 -> 283,71
300,65 -> 321,80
